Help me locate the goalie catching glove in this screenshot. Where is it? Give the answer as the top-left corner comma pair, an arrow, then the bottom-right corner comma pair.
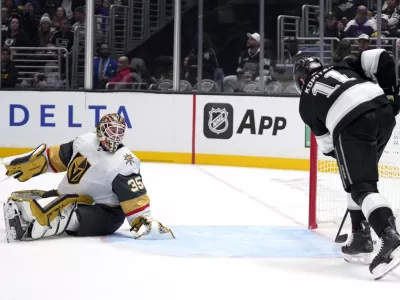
130,215 -> 175,239
3,144 -> 48,182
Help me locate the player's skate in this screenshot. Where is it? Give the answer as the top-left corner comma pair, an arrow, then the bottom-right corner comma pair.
3,201 -> 31,242
342,220 -> 374,264
369,216 -> 400,280
131,215 -> 175,240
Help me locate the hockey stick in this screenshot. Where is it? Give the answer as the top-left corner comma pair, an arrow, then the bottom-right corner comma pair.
335,209 -> 349,243
0,172 -> 22,184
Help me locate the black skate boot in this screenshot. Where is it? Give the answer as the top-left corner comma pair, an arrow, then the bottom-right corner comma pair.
342,220 -> 374,264
369,216 -> 400,280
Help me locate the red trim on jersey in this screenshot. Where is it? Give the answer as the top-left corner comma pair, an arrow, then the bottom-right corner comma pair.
125,203 -> 150,217
46,148 -> 58,173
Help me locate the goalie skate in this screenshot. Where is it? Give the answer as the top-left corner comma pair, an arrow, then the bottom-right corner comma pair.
3,201 -> 30,243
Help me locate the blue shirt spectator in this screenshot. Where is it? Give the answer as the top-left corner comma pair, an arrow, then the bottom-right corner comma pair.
93,43 -> 118,89
343,5 -> 377,37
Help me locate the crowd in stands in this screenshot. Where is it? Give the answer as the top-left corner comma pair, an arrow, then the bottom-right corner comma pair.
2,0 -> 400,93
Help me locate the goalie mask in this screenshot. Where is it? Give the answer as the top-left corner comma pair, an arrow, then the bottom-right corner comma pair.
294,57 -> 323,94
96,113 -> 127,153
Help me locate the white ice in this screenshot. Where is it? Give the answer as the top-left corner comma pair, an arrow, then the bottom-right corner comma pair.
0,163 -> 399,300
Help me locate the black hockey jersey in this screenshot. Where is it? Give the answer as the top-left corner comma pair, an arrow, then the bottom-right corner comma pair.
236,48 -> 271,78
299,49 -> 395,156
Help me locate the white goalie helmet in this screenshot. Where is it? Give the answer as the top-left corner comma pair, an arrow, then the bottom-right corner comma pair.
96,113 -> 127,153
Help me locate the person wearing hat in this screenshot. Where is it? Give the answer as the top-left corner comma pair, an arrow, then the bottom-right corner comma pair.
223,32 -> 272,92
357,33 -> 371,54
38,13 -> 55,47
371,13 -> 400,38
343,5 -> 377,38
1,47 -> 18,88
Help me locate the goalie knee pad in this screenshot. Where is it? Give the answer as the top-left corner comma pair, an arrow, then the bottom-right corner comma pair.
3,190 -> 93,242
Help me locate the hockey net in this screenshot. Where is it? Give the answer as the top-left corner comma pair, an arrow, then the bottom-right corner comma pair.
308,122 -> 400,229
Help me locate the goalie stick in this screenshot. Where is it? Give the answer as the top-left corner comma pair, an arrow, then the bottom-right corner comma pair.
335,209 -> 349,243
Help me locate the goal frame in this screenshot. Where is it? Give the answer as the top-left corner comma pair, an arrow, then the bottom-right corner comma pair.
309,133 -> 318,229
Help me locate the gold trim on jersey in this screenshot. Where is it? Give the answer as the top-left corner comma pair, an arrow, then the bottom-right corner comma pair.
9,192 -> 94,226
120,194 -> 150,216
48,145 -> 68,172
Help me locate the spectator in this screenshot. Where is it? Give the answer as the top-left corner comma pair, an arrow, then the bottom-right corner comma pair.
130,57 -> 156,88
342,5 -> 377,37
93,43 -> 117,89
38,14 -> 55,47
107,56 -> 133,89
56,0 -> 85,20
20,2 -> 39,46
311,11 -> 341,39
357,33 -> 371,54
1,47 -> 18,88
333,39 -> 355,63
223,32 -> 272,92
283,36 -> 303,64
72,6 -> 85,30
16,0 -> 41,14
185,36 -> 219,86
3,0 -> 19,15
52,6 -> 67,31
2,7 -> 11,34
3,16 -> 31,47
382,0 -> 400,29
31,72 -> 48,88
372,14 -> 400,38
50,18 -> 74,52
325,12 -> 341,38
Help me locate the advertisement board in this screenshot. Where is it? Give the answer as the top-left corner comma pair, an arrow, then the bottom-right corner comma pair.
0,91 -> 310,170
195,95 -> 309,160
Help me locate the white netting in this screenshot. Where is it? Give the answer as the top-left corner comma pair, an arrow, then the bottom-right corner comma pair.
316,117 -> 400,225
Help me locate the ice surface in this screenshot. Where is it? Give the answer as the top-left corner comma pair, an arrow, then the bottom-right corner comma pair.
0,163 -> 399,300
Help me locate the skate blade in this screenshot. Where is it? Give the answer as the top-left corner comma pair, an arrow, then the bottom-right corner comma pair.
373,247 -> 400,280
343,252 -> 372,265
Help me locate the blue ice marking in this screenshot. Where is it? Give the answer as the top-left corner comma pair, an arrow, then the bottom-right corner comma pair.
105,226 -> 342,258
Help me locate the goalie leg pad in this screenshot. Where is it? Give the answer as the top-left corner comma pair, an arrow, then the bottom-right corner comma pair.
4,191 -> 94,242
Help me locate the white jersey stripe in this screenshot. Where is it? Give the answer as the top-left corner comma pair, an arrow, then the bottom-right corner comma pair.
315,132 -> 334,154
326,81 -> 384,134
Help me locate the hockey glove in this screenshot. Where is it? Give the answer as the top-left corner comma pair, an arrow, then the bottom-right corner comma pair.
3,144 -> 48,182
130,215 -> 175,239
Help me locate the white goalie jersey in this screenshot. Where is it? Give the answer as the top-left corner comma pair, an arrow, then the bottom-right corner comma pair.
46,132 -> 151,226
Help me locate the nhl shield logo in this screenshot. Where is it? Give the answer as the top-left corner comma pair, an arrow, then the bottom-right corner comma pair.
208,108 -> 229,134
203,103 -> 234,139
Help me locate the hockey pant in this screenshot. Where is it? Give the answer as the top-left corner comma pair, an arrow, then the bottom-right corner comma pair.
334,103 -> 396,235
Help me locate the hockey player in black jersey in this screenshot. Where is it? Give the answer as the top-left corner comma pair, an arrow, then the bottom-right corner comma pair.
295,49 -> 400,280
